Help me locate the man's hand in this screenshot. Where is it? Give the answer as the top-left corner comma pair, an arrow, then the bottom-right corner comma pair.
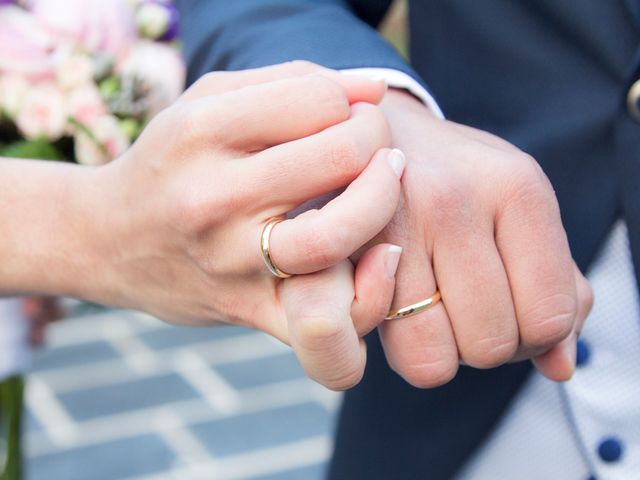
375,89 -> 593,386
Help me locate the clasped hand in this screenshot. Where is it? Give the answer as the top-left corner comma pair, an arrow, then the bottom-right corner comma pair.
86,62 -> 592,391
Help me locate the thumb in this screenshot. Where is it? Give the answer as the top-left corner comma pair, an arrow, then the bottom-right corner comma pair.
351,243 -> 403,336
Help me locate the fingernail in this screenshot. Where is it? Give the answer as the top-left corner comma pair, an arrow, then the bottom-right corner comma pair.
385,245 -> 403,279
388,148 -> 406,177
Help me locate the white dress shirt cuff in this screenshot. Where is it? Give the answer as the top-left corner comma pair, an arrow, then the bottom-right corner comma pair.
341,67 -> 445,119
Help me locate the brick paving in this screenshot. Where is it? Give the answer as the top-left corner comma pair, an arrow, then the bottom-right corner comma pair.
23,310 -> 340,480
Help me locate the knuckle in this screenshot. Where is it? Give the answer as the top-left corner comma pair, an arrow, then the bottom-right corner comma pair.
582,282 -> 595,316
302,75 -> 349,121
321,367 -> 364,391
371,299 -> 393,324
429,175 -> 471,210
520,293 -> 577,348
174,187 -> 210,233
175,182 -> 240,235
304,225 -> 343,267
462,334 -> 519,369
196,71 -> 224,88
351,103 -> 390,141
400,360 -> 459,389
393,351 -> 459,389
327,135 -> 364,181
177,102 -> 213,144
575,271 -> 595,316
287,59 -> 321,74
182,72 -> 234,101
427,175 -> 473,227
502,153 -> 554,204
295,312 -> 344,347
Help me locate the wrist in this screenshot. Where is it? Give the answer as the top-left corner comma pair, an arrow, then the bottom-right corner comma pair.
381,88 -> 443,152
0,160 -> 103,298
382,88 -> 440,119
59,163 -> 120,304
64,160 -> 140,308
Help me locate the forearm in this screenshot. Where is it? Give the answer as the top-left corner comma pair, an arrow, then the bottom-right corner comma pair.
177,0 -> 415,84
0,159 -> 103,299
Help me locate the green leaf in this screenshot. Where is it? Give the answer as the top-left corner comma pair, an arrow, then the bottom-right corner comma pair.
119,118 -> 142,141
0,376 -> 24,480
1,139 -> 64,161
99,76 -> 121,98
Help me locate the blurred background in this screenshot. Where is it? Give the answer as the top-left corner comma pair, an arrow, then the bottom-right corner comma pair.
0,1 -> 409,479
24,308 -> 339,480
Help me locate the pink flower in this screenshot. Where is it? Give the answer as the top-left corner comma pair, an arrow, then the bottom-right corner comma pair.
120,40 -> 185,116
15,83 -> 67,140
66,85 -> 107,126
0,6 -> 55,78
73,129 -> 105,166
74,114 -> 130,165
0,74 -> 29,118
31,0 -> 136,62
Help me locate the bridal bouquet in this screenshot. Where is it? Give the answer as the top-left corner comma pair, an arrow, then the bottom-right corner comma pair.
0,1 -> 185,478
0,0 -> 185,164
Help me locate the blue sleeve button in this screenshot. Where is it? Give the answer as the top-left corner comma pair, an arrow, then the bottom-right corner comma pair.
576,339 -> 591,366
597,437 -> 624,463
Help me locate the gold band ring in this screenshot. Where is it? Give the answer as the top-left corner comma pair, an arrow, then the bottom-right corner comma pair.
384,291 -> 442,320
260,217 -> 292,279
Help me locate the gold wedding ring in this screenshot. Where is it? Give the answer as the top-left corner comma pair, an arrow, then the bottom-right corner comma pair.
260,217 -> 292,279
385,291 -> 442,320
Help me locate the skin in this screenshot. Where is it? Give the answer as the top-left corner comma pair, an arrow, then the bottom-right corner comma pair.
271,62 -> 593,386
2,60 -> 594,390
375,89 -> 594,385
0,63 -> 404,390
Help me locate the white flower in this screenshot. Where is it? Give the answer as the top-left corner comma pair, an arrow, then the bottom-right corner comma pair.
74,114 -> 130,165
136,2 -> 170,40
55,51 -> 95,90
66,85 -> 107,126
120,40 -> 185,117
0,74 -> 30,119
15,83 -> 67,140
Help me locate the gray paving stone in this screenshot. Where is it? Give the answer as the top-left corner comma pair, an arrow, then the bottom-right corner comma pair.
216,352 -> 306,389
26,434 -> 175,480
189,402 -> 332,457
24,309 -> 337,478
58,373 -> 199,421
30,341 -> 119,371
137,325 -> 250,350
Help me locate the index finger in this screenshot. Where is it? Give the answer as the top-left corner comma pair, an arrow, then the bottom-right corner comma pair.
181,61 -> 387,105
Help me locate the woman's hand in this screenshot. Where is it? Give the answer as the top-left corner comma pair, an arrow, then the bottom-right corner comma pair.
282,242 -> 403,390
79,63 -> 403,363
0,63 -> 404,389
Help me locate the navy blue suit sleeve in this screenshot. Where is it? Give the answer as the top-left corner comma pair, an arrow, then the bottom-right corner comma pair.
175,0 -> 423,87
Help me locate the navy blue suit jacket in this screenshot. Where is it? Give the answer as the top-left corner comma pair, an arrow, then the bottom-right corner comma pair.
176,1 -> 640,478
